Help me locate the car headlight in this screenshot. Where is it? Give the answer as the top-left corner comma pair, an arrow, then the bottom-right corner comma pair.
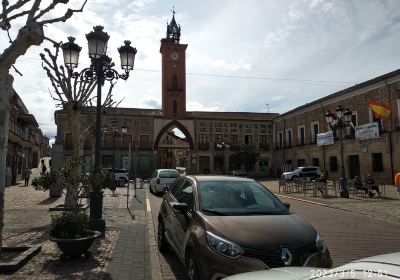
316,233 -> 326,254
206,231 -> 244,258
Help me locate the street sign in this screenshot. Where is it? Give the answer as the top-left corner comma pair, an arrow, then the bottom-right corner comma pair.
191,153 -> 197,158
191,158 -> 197,164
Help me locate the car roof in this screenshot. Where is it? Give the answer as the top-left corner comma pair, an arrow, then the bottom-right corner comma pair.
188,175 -> 254,182
156,169 -> 180,172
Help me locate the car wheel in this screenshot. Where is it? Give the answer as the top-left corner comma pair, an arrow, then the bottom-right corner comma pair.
157,218 -> 169,252
292,176 -> 298,181
186,249 -> 202,280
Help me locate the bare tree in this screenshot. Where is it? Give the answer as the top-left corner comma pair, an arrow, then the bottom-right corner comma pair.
0,0 -> 87,254
40,43 -> 117,207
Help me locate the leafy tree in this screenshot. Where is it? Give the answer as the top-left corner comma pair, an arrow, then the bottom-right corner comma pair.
0,0 -> 87,254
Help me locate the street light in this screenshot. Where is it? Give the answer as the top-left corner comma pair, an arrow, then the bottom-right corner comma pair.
61,26 -> 137,234
325,105 -> 353,198
104,118 -> 128,194
216,141 -> 230,174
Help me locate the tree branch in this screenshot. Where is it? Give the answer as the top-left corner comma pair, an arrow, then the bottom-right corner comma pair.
0,0 -> 32,19
39,0 -> 87,25
33,0 -> 66,21
11,64 -> 23,76
26,0 -> 41,23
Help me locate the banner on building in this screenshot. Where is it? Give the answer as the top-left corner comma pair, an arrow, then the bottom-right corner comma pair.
317,131 -> 334,146
355,122 -> 379,141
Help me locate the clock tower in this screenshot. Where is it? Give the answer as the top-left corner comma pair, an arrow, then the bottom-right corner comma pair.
160,11 -> 187,119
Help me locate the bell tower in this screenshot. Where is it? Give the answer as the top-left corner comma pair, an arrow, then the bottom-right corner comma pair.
160,10 -> 187,119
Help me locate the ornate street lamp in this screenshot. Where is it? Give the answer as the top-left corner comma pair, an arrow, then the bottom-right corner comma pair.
325,105 -> 353,198
61,26 -> 137,234
103,118 -> 128,195
216,141 -> 230,175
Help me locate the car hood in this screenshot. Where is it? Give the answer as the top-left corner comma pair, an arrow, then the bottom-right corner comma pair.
223,267 -> 318,280
282,172 -> 294,175
200,213 -> 317,250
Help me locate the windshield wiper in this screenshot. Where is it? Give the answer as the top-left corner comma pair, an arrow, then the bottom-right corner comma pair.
201,209 -> 227,216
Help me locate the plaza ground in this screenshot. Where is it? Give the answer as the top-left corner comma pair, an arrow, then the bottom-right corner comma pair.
2,173 -> 400,279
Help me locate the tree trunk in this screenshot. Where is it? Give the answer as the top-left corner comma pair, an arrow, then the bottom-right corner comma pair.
0,73 -> 14,254
64,106 -> 82,207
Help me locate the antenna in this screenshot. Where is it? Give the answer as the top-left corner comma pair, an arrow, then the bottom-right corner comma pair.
266,103 -> 269,113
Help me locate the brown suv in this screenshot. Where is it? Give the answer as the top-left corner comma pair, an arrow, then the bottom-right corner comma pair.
158,175 -> 332,280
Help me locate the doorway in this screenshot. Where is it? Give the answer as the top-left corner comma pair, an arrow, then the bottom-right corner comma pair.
348,155 -> 360,179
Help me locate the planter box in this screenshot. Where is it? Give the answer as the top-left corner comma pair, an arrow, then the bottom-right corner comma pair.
50,231 -> 101,258
0,245 -> 42,273
49,204 -> 89,212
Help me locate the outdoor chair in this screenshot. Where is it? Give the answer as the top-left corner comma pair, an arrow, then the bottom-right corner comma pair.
314,181 -> 328,197
301,179 -> 316,196
278,179 -> 287,193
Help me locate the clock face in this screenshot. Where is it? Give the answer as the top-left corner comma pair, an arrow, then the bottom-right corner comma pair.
170,51 -> 179,61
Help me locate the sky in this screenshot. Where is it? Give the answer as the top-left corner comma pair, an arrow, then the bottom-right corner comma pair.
1,0 -> 400,143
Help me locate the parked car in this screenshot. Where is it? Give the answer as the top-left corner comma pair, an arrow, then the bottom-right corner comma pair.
157,175 -> 332,280
149,169 -> 180,194
230,170 -> 247,177
223,252 -> 400,279
175,167 -> 187,176
104,168 -> 129,186
281,166 -> 323,181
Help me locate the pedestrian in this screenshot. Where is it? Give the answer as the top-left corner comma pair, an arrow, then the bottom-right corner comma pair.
354,175 -> 371,196
395,170 -> 400,195
23,168 -> 31,187
365,174 -> 381,197
41,159 -> 47,175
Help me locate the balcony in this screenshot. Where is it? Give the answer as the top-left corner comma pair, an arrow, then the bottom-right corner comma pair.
198,143 -> 209,151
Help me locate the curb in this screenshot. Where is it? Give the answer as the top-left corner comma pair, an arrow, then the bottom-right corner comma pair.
145,188 -> 163,280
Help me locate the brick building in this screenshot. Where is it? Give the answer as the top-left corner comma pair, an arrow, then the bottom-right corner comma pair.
52,12 -> 276,178
7,91 -> 50,185
273,70 -> 400,184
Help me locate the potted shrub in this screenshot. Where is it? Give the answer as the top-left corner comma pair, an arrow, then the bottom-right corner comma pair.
32,156 -> 89,211
49,210 -> 100,258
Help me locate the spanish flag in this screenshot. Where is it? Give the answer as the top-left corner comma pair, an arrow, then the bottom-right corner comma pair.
368,100 -> 391,119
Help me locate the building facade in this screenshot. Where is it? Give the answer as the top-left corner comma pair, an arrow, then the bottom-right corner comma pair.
7,91 -> 50,185
273,70 -> 400,184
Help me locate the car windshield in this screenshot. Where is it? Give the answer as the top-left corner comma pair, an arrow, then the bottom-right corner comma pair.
198,180 -> 290,216
159,170 -> 180,178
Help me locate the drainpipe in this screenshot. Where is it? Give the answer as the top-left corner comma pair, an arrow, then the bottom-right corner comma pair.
385,81 -> 395,183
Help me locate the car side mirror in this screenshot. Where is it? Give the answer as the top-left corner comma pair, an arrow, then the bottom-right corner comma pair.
171,202 -> 189,213
283,202 -> 290,209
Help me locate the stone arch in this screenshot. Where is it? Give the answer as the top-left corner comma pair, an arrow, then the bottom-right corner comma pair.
153,120 -> 194,150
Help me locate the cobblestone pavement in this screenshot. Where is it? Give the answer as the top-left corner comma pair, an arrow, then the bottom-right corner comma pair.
2,174 -> 162,280
148,182 -> 400,280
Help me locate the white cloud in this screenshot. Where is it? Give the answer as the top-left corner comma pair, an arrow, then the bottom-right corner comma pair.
187,101 -> 221,112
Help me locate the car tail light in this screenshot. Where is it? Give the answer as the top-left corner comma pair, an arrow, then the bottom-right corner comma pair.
157,178 -> 160,184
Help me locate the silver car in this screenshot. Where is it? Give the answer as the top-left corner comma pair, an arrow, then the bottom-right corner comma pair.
281,166 -> 323,181
149,169 -> 180,194
223,252 -> 400,279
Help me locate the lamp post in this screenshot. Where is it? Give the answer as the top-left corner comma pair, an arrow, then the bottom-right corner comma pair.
216,141 -> 230,174
61,26 -> 137,234
325,105 -> 353,198
104,118 -> 128,194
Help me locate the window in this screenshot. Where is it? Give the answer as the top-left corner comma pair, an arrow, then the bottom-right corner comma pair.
199,134 -> 207,144
312,158 -> 319,167
140,135 -> 150,149
172,100 -> 177,114
347,112 -> 357,137
215,133 -> 222,142
245,135 -> 252,145
259,135 -> 267,144
298,126 -> 305,145
329,156 -> 338,172
230,134 -> 238,144
397,99 -> 400,127
297,159 -> 306,167
372,153 -> 383,172
171,179 -> 194,210
311,122 -> 319,144
286,129 -> 292,147
278,131 -> 283,148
